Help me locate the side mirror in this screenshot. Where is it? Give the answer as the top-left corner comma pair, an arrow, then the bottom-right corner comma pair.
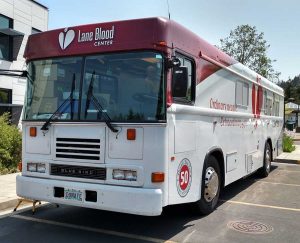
172,66 -> 188,98
166,57 -> 181,69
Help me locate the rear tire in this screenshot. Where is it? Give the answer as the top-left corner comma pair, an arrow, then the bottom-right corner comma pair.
257,142 -> 272,178
193,156 -> 221,215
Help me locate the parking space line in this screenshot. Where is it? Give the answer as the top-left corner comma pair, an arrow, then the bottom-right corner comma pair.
275,170 -> 300,173
11,214 -> 176,243
255,180 -> 300,187
220,200 -> 300,212
272,162 -> 300,167
182,230 -> 196,243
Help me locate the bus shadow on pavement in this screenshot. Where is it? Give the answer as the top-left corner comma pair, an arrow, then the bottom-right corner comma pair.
17,199 -> 202,241
218,164 -> 279,206
14,165 -> 280,241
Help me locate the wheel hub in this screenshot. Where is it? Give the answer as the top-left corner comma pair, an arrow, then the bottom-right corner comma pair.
204,167 -> 219,202
266,148 -> 271,173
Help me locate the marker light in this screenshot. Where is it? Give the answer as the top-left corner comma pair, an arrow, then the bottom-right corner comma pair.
152,172 -> 164,183
127,129 -> 136,140
29,127 -> 37,137
157,41 -> 167,47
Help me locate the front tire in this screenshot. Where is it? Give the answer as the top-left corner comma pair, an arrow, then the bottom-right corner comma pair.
193,156 -> 221,215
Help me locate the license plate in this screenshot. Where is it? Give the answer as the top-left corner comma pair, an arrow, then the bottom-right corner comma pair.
64,189 -> 83,202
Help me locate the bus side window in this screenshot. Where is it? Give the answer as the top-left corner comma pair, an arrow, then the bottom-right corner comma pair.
274,94 -> 280,116
235,80 -> 249,108
265,91 -> 273,116
172,54 -> 195,104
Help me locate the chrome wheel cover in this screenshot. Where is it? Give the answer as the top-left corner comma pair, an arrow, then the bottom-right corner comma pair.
265,147 -> 271,173
204,167 -> 219,202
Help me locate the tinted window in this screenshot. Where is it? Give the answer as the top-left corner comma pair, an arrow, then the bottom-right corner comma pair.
173,54 -> 194,103
24,57 -> 83,120
0,15 -> 12,61
81,52 -> 165,121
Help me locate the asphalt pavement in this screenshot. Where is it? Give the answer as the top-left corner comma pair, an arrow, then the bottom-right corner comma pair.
0,162 -> 299,243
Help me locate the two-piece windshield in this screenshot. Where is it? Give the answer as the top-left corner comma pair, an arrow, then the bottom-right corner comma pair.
24,51 -> 165,122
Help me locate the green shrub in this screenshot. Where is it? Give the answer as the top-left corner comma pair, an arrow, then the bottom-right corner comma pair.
0,113 -> 22,175
283,133 -> 296,153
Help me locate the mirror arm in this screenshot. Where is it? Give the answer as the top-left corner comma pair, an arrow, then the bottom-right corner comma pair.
166,56 -> 181,69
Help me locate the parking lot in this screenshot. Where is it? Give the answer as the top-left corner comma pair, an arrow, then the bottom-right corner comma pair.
0,162 -> 299,243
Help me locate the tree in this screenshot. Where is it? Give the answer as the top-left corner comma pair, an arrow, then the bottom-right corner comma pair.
219,25 -> 280,81
278,75 -> 300,104
0,113 -> 22,174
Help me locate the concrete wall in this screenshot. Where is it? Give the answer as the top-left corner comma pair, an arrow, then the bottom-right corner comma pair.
0,0 -> 48,107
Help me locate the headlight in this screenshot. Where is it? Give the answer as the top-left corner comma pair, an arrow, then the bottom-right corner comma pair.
113,169 -> 137,181
37,163 -> 46,173
27,163 -> 37,172
27,163 -> 46,173
124,170 -> 137,181
112,169 -> 125,180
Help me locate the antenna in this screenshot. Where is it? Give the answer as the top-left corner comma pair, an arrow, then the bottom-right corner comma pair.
166,0 -> 171,19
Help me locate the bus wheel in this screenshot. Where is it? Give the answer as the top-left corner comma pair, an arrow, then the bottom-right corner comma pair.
257,142 -> 272,178
193,156 -> 221,215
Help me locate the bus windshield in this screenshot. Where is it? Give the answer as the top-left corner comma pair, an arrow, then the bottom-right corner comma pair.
24,51 -> 166,122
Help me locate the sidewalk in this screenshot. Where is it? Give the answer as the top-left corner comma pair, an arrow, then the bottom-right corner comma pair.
293,133 -> 300,141
0,173 -> 20,211
285,129 -> 300,141
275,145 -> 300,164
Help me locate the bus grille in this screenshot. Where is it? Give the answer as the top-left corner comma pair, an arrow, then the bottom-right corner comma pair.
50,164 -> 106,180
55,138 -> 100,161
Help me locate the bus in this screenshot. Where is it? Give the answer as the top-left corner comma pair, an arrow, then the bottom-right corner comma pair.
17,17 -> 284,216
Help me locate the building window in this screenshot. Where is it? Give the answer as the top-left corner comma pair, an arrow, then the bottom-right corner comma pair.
0,14 -> 12,29
0,14 -> 13,61
0,88 -> 12,116
32,28 -> 41,34
235,80 -> 249,107
0,35 -> 10,60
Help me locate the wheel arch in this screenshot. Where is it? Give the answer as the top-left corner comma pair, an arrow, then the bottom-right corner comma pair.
204,147 -> 225,188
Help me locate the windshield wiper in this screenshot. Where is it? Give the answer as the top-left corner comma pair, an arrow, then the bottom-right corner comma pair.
85,71 -> 118,133
41,74 -> 76,131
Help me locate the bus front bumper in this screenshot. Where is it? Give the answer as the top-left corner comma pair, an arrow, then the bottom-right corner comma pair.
16,175 -> 163,216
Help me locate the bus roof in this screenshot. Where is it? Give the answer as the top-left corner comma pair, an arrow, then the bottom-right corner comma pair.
24,17 -> 234,64
24,17 -> 283,96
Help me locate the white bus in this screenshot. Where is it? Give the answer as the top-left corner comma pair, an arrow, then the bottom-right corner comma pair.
17,17 -> 284,216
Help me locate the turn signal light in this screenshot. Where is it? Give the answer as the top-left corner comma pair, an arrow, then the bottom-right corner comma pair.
29,127 -> 37,137
127,129 -> 136,140
151,172 -> 164,183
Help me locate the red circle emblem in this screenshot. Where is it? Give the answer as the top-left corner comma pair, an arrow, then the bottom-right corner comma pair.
179,164 -> 190,191
176,159 -> 192,197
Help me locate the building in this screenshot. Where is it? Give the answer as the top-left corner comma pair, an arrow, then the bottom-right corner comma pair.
0,0 -> 48,125
285,102 -> 300,131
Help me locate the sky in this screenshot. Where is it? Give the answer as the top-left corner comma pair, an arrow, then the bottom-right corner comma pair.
38,0 -> 300,82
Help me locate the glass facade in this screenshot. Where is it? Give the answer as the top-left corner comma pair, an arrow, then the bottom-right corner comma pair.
0,88 -> 12,116
0,14 -> 12,61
